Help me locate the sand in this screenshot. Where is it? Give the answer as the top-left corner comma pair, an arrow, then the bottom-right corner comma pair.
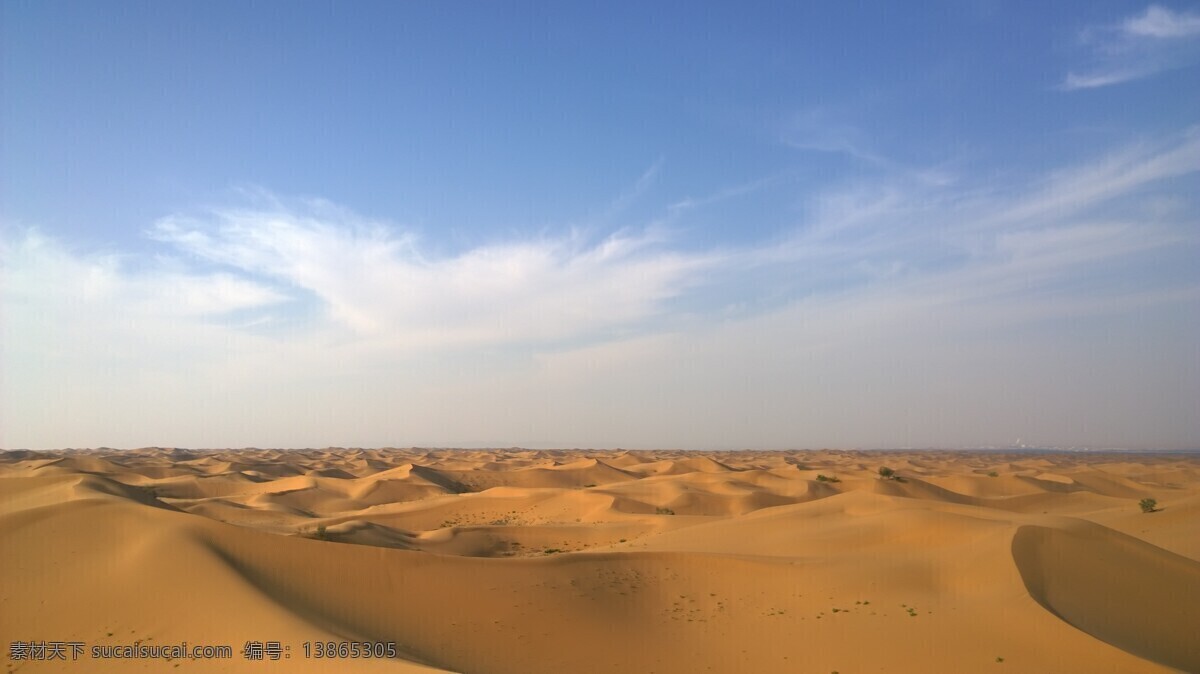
1,448 -> 1198,672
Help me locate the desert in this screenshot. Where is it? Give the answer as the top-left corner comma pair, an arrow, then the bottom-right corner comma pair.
7,2 -> 1200,673
1,447 -> 1198,673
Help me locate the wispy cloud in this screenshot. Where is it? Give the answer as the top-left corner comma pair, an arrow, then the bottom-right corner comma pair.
606,157 -> 664,215
779,108 -> 959,194
665,173 -> 793,218
780,108 -> 890,167
1063,4 -> 1200,90
988,125 -> 1200,223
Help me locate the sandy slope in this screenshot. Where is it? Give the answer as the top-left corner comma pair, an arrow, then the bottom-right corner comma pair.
2,448 -> 1198,672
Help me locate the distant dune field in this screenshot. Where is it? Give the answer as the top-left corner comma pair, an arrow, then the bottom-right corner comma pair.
2,448 -> 1198,672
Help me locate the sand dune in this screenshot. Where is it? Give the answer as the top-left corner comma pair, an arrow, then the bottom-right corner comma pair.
1012,520 -> 1200,672
2,448 -> 1198,672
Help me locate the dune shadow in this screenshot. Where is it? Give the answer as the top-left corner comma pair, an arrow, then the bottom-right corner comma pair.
1011,523 -> 1200,672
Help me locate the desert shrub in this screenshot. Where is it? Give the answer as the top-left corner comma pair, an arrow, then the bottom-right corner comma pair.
816,474 -> 841,483
878,466 -> 896,480
987,471 -> 999,477
655,507 -> 676,515
1139,498 -> 1158,513
314,524 -> 329,540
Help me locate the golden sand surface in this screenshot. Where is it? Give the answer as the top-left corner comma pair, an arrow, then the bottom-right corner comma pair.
2,447 -> 1198,672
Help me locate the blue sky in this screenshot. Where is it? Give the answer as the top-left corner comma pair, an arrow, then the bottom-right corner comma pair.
3,1 -> 1198,449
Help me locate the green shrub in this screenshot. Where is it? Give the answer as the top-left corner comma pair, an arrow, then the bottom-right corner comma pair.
1139,498 -> 1158,513
655,507 -> 676,515
878,466 -> 896,480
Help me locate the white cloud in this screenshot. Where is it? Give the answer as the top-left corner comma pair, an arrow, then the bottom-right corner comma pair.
4,230 -> 288,318
1063,4 -> 1200,90
150,205 -> 719,348
1125,4 -> 1200,38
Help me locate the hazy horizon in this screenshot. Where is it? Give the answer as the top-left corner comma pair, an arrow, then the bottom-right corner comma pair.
5,445 -> 1200,456
4,2 -> 1199,451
